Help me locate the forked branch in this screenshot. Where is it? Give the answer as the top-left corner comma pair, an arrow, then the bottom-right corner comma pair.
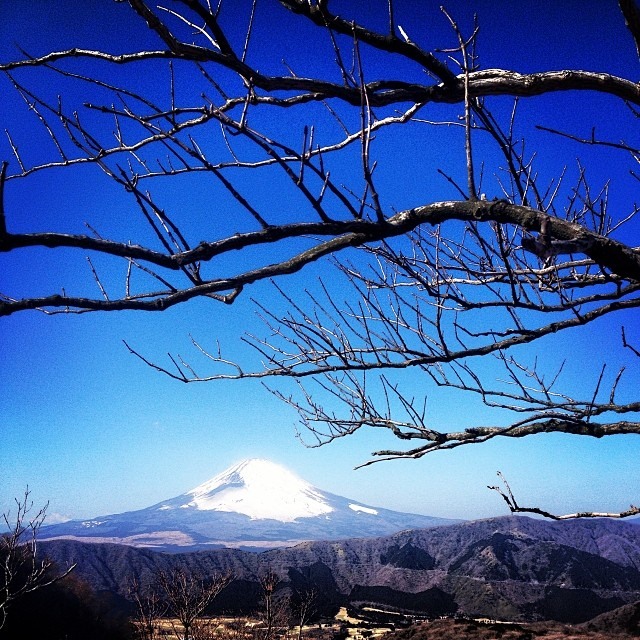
489,472 -> 640,520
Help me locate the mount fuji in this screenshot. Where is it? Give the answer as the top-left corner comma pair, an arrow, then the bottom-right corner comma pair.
39,458 -> 458,551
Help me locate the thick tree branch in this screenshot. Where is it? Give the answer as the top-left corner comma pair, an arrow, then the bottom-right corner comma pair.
358,418 -> 640,464
278,0 -> 457,86
3,55 -> 639,108
1,201 -> 638,316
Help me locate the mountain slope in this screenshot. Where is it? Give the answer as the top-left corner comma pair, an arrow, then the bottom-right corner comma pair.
41,515 -> 640,624
581,599 -> 640,635
39,459 -> 457,551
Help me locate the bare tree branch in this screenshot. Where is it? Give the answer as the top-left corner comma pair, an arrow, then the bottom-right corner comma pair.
1,200 -> 639,316
2,0 -> 640,519
489,472 -> 640,520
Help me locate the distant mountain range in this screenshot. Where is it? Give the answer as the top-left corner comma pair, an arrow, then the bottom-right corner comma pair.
42,515 -> 640,624
39,459 -> 458,551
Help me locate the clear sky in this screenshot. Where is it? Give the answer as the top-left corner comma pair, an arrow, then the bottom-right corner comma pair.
1,0 -> 639,525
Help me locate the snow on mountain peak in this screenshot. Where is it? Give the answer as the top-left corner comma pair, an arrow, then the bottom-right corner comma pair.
183,458 -> 334,522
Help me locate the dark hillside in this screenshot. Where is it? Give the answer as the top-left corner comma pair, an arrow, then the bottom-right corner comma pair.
40,516 -> 640,623
581,599 -> 640,636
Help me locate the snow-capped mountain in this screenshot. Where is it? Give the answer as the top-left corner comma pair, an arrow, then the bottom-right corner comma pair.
175,458 -> 334,521
39,458 -> 459,551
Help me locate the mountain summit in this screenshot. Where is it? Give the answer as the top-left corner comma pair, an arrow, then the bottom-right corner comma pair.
173,458 -> 333,521
40,458 -> 458,551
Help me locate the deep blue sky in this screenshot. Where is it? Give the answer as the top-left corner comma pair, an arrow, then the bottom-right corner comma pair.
1,0 -> 638,524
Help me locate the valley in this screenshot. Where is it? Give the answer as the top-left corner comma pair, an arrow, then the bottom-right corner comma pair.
110,603 -> 640,640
